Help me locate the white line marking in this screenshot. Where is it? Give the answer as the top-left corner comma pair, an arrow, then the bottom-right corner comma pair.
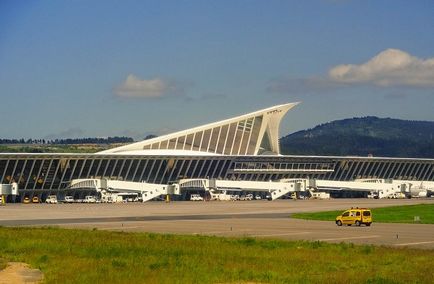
193,230 -> 254,235
318,235 -> 380,241
253,232 -> 311,237
97,226 -> 145,230
394,240 -> 434,246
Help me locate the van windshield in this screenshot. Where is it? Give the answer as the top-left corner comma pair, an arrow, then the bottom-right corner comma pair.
363,211 -> 371,216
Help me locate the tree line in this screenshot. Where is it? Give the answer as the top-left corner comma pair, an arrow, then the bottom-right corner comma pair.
0,137 -> 134,145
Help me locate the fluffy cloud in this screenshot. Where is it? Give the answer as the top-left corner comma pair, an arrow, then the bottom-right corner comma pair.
328,49 -> 434,87
115,74 -> 179,98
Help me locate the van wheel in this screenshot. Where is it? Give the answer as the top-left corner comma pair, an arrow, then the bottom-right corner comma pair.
355,220 -> 361,226
366,223 -> 371,227
336,220 -> 342,226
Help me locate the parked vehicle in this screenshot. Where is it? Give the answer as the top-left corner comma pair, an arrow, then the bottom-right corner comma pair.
311,192 -> 330,199
45,195 -> 58,204
32,196 -> 40,203
190,194 -> 203,201
336,208 -> 372,226
23,197 -> 31,204
63,196 -> 74,203
230,194 -> 240,201
83,196 -> 97,203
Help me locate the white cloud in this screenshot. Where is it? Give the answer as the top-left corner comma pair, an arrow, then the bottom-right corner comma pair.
115,74 -> 179,98
328,49 -> 434,87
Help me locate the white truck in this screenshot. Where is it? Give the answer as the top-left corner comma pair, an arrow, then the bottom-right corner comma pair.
83,196 -> 97,203
45,195 -> 58,204
190,194 -> 203,201
63,196 -> 74,203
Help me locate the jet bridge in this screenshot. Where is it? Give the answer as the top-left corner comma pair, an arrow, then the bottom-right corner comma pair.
309,179 -> 426,198
178,178 -> 308,200
69,179 -> 180,202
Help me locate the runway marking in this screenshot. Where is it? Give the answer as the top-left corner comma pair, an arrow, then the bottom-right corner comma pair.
252,232 -> 311,237
318,235 -> 380,241
193,230 -> 254,235
102,226 -> 146,230
393,240 -> 434,246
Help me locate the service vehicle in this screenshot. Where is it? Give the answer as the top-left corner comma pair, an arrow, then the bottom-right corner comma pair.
45,195 -> 58,204
62,196 -> 74,203
190,194 -> 203,201
23,196 -> 31,204
32,196 -> 40,203
335,208 -> 372,226
83,195 -> 97,203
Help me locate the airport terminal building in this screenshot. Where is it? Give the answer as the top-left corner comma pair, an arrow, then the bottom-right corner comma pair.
1,102 -> 434,200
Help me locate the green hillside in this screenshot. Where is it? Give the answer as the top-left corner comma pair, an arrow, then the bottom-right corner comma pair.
280,116 -> 434,158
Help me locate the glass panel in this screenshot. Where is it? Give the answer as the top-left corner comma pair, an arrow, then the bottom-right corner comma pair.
208,128 -> 220,153
224,123 -> 237,155
247,116 -> 262,154
105,160 -> 116,178
97,160 -> 108,177
149,160 -> 162,182
111,159 -> 124,179
160,140 -> 168,149
71,159 -> 85,179
168,138 -> 176,149
120,160 -> 132,180
154,160 -> 167,183
133,160 -> 147,182
3,160 -> 16,183
201,129 -> 212,152
186,160 -> 198,177
216,125 -> 228,154
193,131 -> 203,151
126,160 -> 139,180
26,159 -> 41,189
193,160 -> 204,177
143,160 -> 155,182
231,126 -> 244,155
176,136 -> 185,150
185,134 -> 194,150
239,127 -> 250,155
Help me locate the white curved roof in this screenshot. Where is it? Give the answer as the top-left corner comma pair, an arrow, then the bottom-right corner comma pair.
106,149 -> 221,156
98,102 -> 299,156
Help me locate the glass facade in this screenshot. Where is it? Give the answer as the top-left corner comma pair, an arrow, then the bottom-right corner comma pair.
1,154 -> 433,196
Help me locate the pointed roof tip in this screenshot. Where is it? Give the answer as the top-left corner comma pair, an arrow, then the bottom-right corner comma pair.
278,101 -> 301,107
275,101 -> 301,110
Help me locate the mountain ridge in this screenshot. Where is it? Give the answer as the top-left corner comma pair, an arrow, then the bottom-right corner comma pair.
279,116 -> 434,158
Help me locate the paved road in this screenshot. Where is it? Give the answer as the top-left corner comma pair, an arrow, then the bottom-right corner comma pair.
1,199 -> 434,249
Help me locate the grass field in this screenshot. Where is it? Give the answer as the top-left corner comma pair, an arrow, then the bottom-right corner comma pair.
1,227 -> 434,283
291,204 -> 434,224
0,144 -> 114,153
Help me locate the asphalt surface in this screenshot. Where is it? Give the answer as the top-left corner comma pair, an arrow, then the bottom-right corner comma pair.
1,198 -> 434,249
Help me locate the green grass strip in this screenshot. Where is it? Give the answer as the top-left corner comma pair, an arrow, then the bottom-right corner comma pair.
1,227 -> 434,283
292,204 -> 434,224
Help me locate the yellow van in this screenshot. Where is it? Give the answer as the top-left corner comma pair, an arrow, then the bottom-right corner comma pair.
336,208 -> 372,226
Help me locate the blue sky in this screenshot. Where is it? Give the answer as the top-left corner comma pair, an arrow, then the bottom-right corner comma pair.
1,0 -> 434,140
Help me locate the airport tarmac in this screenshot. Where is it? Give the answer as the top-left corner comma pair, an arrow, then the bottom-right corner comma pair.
1,198 -> 434,249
